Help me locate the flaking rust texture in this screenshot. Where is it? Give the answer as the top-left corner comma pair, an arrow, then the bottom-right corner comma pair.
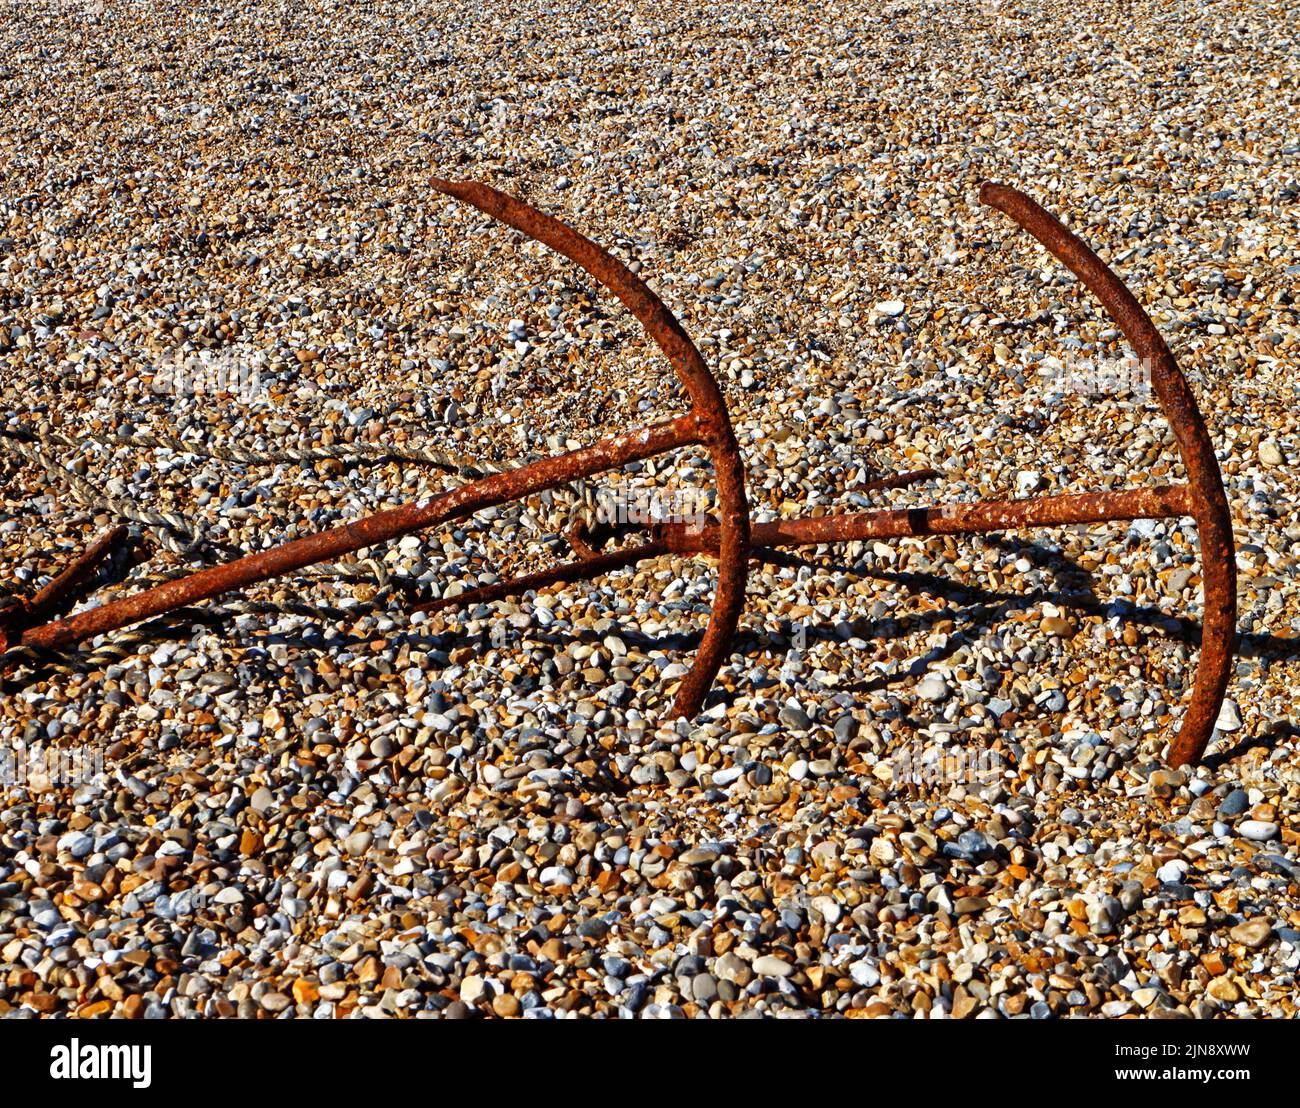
1,183 -> 1237,767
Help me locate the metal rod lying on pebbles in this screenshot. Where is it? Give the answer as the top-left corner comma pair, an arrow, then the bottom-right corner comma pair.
426,483 -> 1193,609
5,414 -> 699,655
976,183 -> 1236,768
0,525 -> 128,641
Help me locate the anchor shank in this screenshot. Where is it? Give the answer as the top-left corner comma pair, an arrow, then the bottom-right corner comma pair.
663,484 -> 1194,552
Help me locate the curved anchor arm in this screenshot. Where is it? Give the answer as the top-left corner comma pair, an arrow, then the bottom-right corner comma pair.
431,179 -> 750,717
978,183 -> 1236,767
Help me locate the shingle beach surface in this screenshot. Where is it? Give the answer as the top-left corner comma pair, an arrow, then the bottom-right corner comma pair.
0,1 -> 1298,1017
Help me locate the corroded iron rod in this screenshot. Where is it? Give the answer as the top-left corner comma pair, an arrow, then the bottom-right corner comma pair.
22,525 -> 128,625
431,178 -> 750,719
418,484 -> 1193,614
661,484 -> 1194,552
14,416 -> 698,654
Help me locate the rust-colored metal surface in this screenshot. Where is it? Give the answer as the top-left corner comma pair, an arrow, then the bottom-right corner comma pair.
415,486 -> 1192,613
659,484 -> 1196,552
13,416 -> 699,655
978,184 -> 1236,767
0,181 -> 1236,766
0,525 -> 127,652
428,179 -> 751,719
411,469 -> 946,614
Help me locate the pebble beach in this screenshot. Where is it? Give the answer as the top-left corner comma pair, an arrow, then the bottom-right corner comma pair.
1,0 -> 1298,1018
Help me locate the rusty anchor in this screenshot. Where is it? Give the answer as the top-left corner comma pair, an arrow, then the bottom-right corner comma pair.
0,180 -> 1237,768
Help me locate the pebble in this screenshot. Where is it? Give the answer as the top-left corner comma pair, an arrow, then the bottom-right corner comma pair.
916,676 -> 950,703
1258,440 -> 1285,466
778,706 -> 812,731
492,994 -> 521,1018
954,897 -> 990,915
1208,978 -> 1241,1003
751,955 -> 794,978
1157,859 -> 1188,884
1229,920 -> 1274,949
1216,699 -> 1243,732
1219,789 -> 1250,818
344,831 -> 373,857
1239,821 -> 1280,842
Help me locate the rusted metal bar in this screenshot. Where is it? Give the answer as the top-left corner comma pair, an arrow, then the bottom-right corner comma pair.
422,484 -> 1191,615
564,527 -> 601,562
24,526 -> 127,623
416,467 -> 944,614
3,179 -> 750,721
416,539 -> 671,616
0,525 -> 128,650
850,467 -> 942,494
661,484 -> 1194,552
978,183 -> 1236,768
12,416 -> 699,655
